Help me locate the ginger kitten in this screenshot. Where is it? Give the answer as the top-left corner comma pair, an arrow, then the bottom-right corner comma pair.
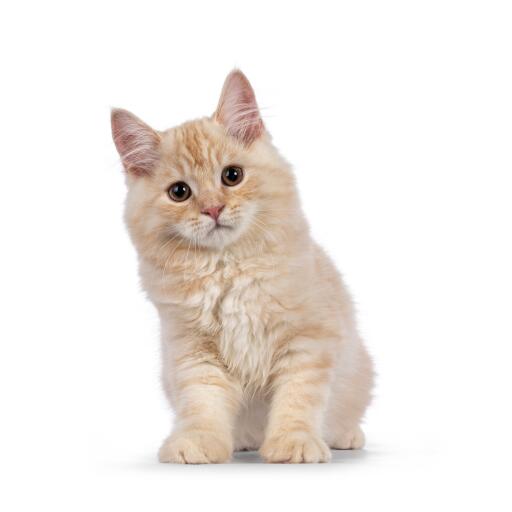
111,70 -> 374,463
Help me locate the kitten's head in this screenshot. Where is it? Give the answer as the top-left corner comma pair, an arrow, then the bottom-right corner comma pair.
112,70 -> 298,256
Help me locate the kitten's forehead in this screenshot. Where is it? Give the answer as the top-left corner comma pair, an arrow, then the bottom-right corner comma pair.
160,119 -> 234,183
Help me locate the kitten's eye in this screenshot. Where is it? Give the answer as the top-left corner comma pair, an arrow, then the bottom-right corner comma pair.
168,181 -> 191,202
221,166 -> 244,186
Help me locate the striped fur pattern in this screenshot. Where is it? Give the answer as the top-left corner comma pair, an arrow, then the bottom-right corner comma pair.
111,70 -> 374,463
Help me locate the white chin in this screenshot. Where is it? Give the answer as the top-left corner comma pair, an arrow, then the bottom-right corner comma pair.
199,226 -> 238,249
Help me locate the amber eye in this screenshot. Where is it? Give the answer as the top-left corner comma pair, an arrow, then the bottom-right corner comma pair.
221,166 -> 244,186
168,181 -> 191,202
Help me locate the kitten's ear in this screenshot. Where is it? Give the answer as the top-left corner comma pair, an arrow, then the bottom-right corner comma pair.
214,69 -> 264,145
111,108 -> 161,176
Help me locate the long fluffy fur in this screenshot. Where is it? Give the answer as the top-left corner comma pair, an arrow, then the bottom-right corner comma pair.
112,70 -> 374,463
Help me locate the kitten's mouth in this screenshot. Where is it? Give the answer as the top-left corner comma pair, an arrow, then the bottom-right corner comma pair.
206,222 -> 234,237
210,223 -> 232,232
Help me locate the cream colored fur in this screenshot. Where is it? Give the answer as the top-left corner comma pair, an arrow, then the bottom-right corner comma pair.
111,70 -> 374,463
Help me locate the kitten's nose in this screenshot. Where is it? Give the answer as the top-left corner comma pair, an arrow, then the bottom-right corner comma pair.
201,205 -> 225,222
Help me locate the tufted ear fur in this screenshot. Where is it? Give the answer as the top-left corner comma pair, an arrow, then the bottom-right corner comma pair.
111,108 -> 161,176
214,69 -> 264,145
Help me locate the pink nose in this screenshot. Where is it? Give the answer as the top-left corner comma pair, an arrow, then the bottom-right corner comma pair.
201,205 -> 225,222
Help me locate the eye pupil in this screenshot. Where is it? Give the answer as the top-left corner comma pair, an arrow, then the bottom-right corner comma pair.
222,166 -> 244,186
173,184 -> 186,197
168,181 -> 191,202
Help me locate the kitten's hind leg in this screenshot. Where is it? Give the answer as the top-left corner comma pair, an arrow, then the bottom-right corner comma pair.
323,343 -> 373,450
327,424 -> 365,450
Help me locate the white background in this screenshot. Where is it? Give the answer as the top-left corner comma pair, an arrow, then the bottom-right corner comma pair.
1,1 -> 511,510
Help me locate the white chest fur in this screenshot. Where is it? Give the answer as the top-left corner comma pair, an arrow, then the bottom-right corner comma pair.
180,260 -> 280,388
217,273 -> 274,386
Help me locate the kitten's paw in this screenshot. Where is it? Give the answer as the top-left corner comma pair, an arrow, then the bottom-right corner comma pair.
330,426 -> 365,450
158,430 -> 232,464
260,431 -> 331,463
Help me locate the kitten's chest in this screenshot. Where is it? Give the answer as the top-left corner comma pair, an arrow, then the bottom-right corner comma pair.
190,269 -> 278,386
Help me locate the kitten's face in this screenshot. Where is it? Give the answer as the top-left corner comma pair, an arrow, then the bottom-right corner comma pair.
129,119 -> 290,250
155,132 -> 257,249
112,71 -> 296,253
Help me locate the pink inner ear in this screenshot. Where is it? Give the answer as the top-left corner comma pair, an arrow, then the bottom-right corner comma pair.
111,109 -> 160,176
215,70 -> 264,145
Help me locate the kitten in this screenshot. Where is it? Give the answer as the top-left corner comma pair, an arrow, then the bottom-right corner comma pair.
111,70 -> 374,463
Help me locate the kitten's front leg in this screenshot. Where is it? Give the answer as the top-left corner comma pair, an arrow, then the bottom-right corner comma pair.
260,340 -> 333,463
159,351 -> 242,464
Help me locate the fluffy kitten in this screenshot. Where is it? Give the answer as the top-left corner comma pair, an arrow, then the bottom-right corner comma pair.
111,70 -> 374,463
